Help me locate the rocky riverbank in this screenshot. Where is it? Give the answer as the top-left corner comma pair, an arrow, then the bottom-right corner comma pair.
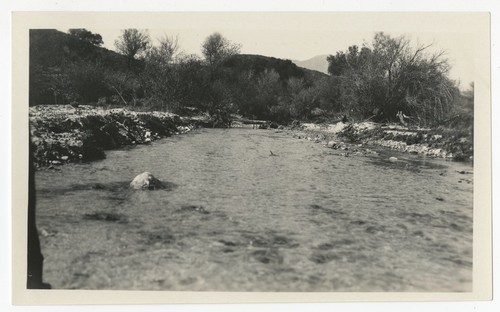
289,121 -> 473,161
29,105 -> 206,167
30,106 -> 473,168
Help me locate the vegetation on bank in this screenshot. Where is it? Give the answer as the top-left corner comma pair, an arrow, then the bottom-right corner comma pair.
29,28 -> 473,160
29,29 -> 325,127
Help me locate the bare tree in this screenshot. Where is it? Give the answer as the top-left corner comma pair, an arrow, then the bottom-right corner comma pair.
146,34 -> 181,66
115,29 -> 151,69
158,34 -> 180,63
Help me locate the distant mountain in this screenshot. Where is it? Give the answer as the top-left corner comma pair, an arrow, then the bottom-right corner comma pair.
292,55 -> 329,74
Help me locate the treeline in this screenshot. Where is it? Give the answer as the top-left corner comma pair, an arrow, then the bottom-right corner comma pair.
30,29 -> 473,127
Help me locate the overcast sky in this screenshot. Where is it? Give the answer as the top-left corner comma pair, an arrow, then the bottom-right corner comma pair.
60,12 -> 476,89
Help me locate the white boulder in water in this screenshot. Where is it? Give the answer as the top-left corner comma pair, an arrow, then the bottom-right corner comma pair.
326,141 -> 336,148
389,157 -> 398,162
130,172 -> 162,190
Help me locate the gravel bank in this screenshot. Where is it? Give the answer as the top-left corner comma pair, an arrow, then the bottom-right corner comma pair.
296,121 -> 473,161
29,105 -> 205,167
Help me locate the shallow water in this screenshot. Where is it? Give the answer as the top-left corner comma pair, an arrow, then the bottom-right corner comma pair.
35,128 -> 473,291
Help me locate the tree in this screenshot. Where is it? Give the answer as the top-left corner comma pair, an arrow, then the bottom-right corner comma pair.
198,33 -> 241,125
141,33 -> 208,111
314,77 -> 343,113
327,51 -> 347,76
115,29 -> 150,69
68,29 -> 103,46
201,32 -> 241,67
255,69 -> 283,120
372,32 -> 454,123
326,33 -> 456,124
146,34 -> 180,67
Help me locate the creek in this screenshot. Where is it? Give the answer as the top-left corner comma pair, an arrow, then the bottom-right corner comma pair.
35,128 -> 473,291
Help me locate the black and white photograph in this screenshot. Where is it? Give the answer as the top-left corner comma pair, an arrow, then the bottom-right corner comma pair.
9,8 -> 493,305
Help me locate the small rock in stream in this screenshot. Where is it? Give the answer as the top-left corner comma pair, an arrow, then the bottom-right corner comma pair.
130,172 -> 163,190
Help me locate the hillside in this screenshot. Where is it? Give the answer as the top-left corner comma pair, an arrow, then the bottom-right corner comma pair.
223,54 -> 328,85
292,55 -> 329,74
29,29 -> 135,105
223,54 -> 305,82
29,30 -> 328,107
30,29 -> 128,70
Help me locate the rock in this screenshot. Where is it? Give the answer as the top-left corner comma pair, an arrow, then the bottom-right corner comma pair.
61,156 -> 69,161
39,229 -> 50,237
51,160 -> 62,165
327,141 -> 336,148
130,172 -> 162,190
389,157 -> 398,162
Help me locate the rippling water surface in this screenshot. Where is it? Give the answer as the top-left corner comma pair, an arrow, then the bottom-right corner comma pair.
35,128 -> 473,291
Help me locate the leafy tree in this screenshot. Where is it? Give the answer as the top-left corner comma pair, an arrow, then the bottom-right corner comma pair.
314,77 -> 343,113
68,29 -> 103,46
202,32 -> 241,67
254,69 -> 283,120
115,29 -> 151,69
327,51 -> 347,76
199,33 -> 241,125
326,32 -> 457,125
371,32 -> 455,123
229,70 -> 259,117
